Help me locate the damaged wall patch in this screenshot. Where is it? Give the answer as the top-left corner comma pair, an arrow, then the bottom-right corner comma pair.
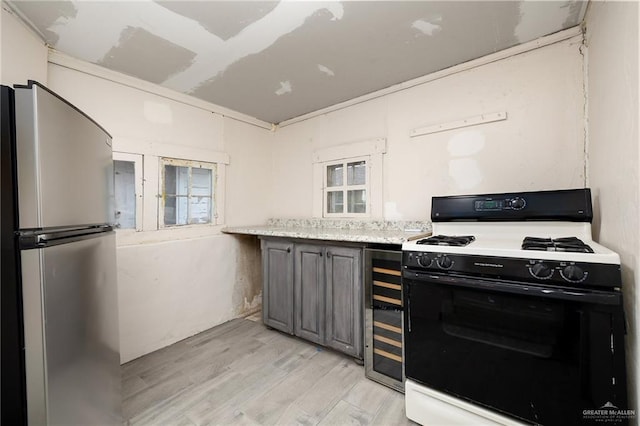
275,80 -> 293,95
318,64 -> 335,76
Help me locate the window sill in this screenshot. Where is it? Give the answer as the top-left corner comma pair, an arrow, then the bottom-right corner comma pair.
115,224 -> 227,247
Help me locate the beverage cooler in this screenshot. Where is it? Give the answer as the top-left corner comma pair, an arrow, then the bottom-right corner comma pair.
364,248 -> 404,392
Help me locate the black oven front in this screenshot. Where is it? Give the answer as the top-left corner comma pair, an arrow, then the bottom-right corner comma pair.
403,269 -> 628,426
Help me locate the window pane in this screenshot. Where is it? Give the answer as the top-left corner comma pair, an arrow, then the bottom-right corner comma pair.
164,196 -> 176,225
164,196 -> 189,225
164,165 -> 189,196
161,158 -> 217,227
347,161 -> 366,185
192,168 -> 212,196
189,197 -> 211,224
327,191 -> 344,213
347,189 -> 366,213
176,196 -> 188,225
327,164 -> 343,187
114,160 -> 136,229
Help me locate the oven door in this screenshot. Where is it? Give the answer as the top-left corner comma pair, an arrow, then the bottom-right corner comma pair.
403,271 -> 628,426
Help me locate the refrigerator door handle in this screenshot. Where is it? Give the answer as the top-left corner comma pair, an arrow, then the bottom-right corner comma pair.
19,225 -> 114,249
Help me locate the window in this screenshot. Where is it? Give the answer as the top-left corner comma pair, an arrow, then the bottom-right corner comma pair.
312,138 -> 385,218
160,157 -> 216,227
113,152 -> 143,230
324,157 -> 369,217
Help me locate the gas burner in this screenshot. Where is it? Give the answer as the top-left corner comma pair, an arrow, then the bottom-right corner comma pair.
417,235 -> 476,247
522,236 -> 594,253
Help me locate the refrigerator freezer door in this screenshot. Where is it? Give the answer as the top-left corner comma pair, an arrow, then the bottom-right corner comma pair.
14,83 -> 114,229
21,232 -> 121,425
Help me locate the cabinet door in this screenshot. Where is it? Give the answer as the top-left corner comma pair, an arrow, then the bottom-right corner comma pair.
261,239 -> 294,334
294,244 -> 325,345
325,246 -> 363,358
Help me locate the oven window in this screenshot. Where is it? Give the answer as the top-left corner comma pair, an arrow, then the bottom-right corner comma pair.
404,277 -> 627,425
442,289 -> 564,358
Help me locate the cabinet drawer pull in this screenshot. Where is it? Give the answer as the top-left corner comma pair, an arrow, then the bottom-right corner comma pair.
287,247 -> 291,253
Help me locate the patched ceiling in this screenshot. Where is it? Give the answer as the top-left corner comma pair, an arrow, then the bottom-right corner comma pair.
8,1 -> 587,124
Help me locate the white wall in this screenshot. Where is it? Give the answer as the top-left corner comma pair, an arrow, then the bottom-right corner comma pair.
47,63 -> 272,363
0,5 -> 47,86
586,1 -> 639,414
271,37 -> 586,220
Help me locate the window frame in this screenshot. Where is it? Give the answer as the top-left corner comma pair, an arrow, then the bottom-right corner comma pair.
113,152 -> 143,232
323,156 -> 370,218
312,138 -> 386,219
158,157 -> 218,228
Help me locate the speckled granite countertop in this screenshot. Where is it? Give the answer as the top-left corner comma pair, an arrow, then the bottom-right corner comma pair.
222,218 -> 432,245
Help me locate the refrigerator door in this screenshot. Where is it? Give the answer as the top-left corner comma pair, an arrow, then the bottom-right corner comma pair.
21,231 -> 121,425
14,82 -> 114,229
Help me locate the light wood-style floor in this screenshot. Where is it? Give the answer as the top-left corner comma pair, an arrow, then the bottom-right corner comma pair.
122,315 -> 416,425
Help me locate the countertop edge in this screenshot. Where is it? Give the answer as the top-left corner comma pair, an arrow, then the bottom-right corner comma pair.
222,226 -> 430,245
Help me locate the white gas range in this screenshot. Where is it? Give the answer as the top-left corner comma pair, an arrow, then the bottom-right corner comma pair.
403,221 -> 621,265
401,189 -> 628,426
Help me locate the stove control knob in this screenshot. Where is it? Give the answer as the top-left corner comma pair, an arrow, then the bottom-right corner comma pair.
529,262 -> 553,279
437,255 -> 453,270
511,197 -> 526,210
561,265 -> 587,283
417,254 -> 432,268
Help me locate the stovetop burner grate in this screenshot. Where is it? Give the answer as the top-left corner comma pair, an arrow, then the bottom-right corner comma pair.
416,235 -> 476,247
521,236 -> 594,253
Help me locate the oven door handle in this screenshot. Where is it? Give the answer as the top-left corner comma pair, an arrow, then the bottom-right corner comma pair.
404,271 -> 622,305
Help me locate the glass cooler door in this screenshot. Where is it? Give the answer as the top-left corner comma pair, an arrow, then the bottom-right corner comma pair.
364,248 -> 404,392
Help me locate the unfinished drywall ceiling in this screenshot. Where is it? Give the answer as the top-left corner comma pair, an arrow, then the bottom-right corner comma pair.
8,1 -> 587,123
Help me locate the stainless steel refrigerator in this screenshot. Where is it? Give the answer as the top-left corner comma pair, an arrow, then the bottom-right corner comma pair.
1,81 -> 121,425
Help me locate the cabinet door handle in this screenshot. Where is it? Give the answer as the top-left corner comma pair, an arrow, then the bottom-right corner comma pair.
287,247 -> 291,253
326,252 -> 331,258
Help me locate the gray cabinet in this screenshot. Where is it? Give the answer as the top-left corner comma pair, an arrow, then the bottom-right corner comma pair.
325,246 -> 362,358
261,239 -> 294,334
294,244 -> 325,345
262,238 -> 363,359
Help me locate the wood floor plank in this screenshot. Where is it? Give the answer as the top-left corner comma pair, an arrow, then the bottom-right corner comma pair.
239,350 -> 341,424
185,318 -> 252,347
122,339 -> 191,379
122,317 -> 410,426
271,404 -> 318,426
272,343 -> 324,373
371,391 -> 417,426
293,357 -> 364,420
173,414 -> 196,426
343,378 -> 396,416
227,338 -> 303,373
123,369 -> 195,420
317,400 -> 374,426
203,409 -> 263,426
122,319 -> 245,381
183,367 -> 290,425
129,370 -> 241,425
181,337 -> 265,385
122,374 -> 148,400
